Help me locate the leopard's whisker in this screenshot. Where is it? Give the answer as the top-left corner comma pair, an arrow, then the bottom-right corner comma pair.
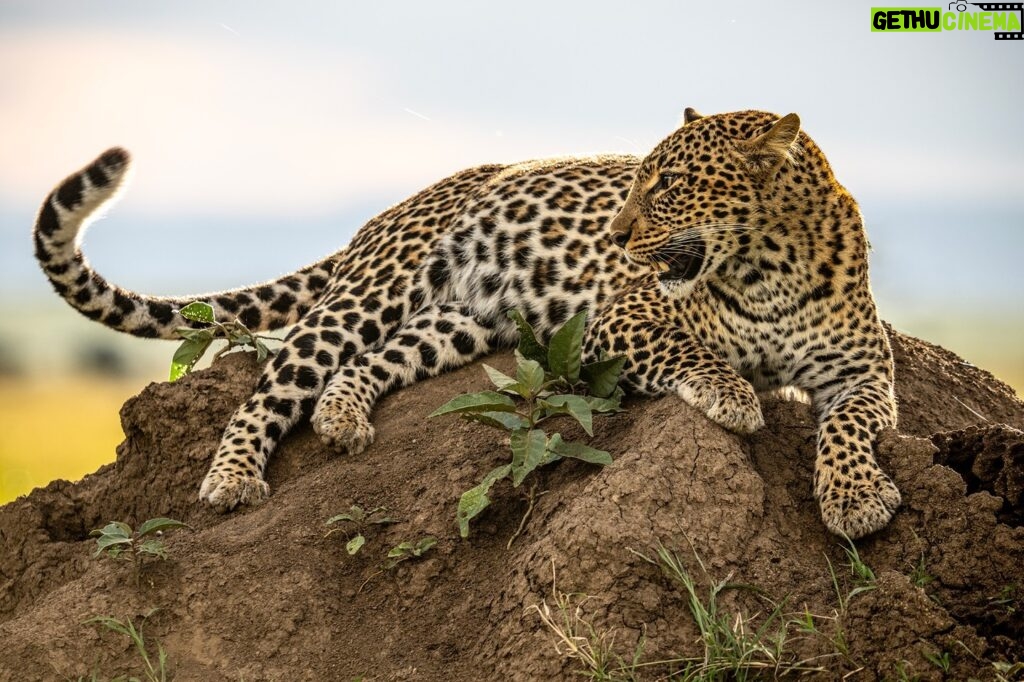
658,249 -> 703,260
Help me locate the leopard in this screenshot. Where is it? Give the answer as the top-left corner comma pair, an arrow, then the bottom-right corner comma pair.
33,108 -> 901,539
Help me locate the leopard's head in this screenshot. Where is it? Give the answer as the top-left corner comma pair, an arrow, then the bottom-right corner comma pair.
609,109 -> 805,296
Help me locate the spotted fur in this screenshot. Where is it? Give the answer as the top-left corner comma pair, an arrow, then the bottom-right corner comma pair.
34,109 -> 900,538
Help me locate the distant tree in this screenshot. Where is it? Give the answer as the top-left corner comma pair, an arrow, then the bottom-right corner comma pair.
0,339 -> 24,377
75,343 -> 129,378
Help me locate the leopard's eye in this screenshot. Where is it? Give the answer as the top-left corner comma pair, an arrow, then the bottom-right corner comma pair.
658,173 -> 677,191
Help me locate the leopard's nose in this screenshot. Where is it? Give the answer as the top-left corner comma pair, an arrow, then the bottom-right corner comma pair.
611,229 -> 631,248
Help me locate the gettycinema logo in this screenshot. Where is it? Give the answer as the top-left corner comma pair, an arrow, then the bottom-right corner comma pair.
871,2 -> 1023,39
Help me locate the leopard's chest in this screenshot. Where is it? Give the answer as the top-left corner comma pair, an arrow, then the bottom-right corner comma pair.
711,323 -> 799,391
685,285 -> 823,391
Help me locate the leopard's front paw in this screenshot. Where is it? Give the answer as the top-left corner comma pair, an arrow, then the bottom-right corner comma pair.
199,468 -> 270,513
817,471 -> 901,540
677,378 -> 764,435
312,399 -> 375,454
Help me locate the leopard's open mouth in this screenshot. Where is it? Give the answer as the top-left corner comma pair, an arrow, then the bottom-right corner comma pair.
653,238 -> 706,283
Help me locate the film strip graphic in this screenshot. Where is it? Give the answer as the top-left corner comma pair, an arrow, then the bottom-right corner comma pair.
969,2 -> 1024,39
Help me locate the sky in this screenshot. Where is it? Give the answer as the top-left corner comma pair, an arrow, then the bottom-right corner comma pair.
0,0 -> 1022,375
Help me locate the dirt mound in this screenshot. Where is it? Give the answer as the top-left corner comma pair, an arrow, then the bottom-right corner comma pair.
1,329 -> 1022,681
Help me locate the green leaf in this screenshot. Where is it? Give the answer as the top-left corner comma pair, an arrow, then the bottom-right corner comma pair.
483,364 -> 531,398
413,536 -> 438,555
547,310 -> 587,383
429,391 -> 517,418
386,535 -> 437,560
169,335 -> 214,381
85,616 -> 133,637
105,545 -> 127,560
136,539 -> 168,560
178,301 -> 215,323
137,517 -> 189,538
166,360 -> 187,382
580,354 -> 626,399
325,513 -> 355,526
540,394 -> 594,435
582,389 -> 623,414
504,383 -> 533,399
254,339 -> 271,362
515,359 -> 545,396
456,464 -> 511,538
91,521 -> 132,539
510,428 -> 548,487
540,434 -> 565,466
483,364 -> 517,390
231,331 -> 253,345
365,507 -> 396,525
340,505 -> 366,521
346,534 -> 366,555
94,535 -> 133,552
94,532 -> 134,548
175,327 -> 216,342
387,542 -> 413,558
384,536 -> 437,568
507,309 -> 548,365
549,437 -> 613,466
462,411 -> 530,432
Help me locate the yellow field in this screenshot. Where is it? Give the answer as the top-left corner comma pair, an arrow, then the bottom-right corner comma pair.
0,378 -> 142,504
895,316 -> 1023,400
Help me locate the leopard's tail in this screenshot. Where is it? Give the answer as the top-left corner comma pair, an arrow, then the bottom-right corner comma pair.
33,148 -> 337,339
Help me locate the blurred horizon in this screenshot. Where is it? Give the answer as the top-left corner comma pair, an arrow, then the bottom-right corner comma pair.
1,0 -> 1021,503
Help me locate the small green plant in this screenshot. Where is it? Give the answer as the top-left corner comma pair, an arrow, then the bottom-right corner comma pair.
795,608 -> 817,634
894,660 -> 920,682
169,301 -> 277,381
826,537 -> 876,612
83,611 -> 167,682
528,590 -> 644,682
909,553 -> 934,589
922,648 -> 951,673
831,626 -> 849,657
324,505 -> 397,555
527,563 -> 645,682
358,535 -> 438,593
636,544 -> 834,679
91,518 -> 189,587
841,539 -> 876,588
430,309 -> 625,537
384,536 -> 438,569
530,549 -> 854,681
989,583 -> 1018,615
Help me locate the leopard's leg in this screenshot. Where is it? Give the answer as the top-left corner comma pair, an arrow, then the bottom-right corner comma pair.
586,291 -> 764,434
198,287 -> 408,511
808,378 -> 900,539
311,302 -> 501,453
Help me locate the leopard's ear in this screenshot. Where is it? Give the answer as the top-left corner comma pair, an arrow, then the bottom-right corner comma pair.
738,113 -> 801,180
681,107 -> 704,125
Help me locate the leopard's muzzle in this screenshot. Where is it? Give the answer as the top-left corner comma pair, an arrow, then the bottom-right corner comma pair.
656,238 -> 706,283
